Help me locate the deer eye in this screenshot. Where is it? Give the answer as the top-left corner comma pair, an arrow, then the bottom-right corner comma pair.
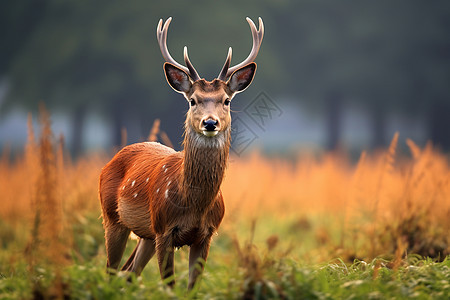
190,99 -> 196,106
224,98 -> 231,106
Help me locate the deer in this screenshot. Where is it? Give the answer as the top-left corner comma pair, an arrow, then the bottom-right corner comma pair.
99,16 -> 264,290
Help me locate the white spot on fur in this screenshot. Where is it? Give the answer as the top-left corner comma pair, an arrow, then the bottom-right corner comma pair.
127,178 -> 131,183
131,180 -> 136,187
122,186 -> 125,190
165,189 -> 169,199
156,188 -> 160,193
164,168 -> 168,173
133,193 -> 138,198
167,181 -> 171,187
162,164 -> 166,169
146,178 -> 149,183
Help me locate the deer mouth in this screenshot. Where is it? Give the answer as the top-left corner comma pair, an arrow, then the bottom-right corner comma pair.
201,118 -> 219,137
202,130 -> 219,137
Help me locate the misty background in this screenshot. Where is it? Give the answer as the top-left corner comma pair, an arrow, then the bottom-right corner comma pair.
1,0 -> 450,157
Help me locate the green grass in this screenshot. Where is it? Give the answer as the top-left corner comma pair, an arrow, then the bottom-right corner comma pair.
1,252 -> 449,299
2,111 -> 449,299
1,212 -> 449,299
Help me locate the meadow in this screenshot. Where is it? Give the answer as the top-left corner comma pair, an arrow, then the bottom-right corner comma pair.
0,111 -> 449,299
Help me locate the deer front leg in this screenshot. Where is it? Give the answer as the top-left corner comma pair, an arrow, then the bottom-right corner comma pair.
188,236 -> 212,290
156,233 -> 175,287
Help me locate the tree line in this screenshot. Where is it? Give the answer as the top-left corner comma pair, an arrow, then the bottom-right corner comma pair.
1,0 -> 450,154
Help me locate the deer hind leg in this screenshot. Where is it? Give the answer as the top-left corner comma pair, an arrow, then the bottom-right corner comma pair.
121,238 -> 156,276
105,222 -> 130,272
120,238 -> 140,271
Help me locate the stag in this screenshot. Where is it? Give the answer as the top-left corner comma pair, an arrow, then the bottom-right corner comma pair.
99,16 -> 264,289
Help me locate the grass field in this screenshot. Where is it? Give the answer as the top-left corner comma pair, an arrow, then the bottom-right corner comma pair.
0,112 -> 449,299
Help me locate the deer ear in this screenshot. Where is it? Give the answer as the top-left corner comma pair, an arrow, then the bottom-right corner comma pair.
227,62 -> 257,93
164,63 -> 192,93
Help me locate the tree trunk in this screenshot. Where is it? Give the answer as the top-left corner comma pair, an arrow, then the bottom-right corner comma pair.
137,95 -> 184,151
325,91 -> 343,151
371,105 -> 386,149
430,101 -> 450,151
111,101 -> 125,149
157,95 -> 184,151
71,106 -> 87,157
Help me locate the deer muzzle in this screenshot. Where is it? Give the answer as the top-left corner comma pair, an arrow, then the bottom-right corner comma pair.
202,119 -> 219,137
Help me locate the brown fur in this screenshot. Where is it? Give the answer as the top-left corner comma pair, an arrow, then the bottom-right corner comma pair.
99,62 -> 256,289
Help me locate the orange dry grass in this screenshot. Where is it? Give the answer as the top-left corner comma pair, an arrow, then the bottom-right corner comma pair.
222,133 -> 450,259
223,152 -> 351,219
0,112 -> 449,264
0,120 -> 102,227
0,110 -> 103,282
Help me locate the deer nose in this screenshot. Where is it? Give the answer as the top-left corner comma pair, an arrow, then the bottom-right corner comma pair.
202,119 -> 218,131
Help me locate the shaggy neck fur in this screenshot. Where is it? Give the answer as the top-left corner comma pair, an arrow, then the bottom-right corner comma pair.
181,125 -> 231,212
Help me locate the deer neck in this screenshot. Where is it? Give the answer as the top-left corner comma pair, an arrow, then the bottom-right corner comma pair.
181,125 -> 231,210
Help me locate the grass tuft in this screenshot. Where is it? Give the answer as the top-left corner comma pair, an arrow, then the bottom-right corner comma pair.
0,116 -> 449,298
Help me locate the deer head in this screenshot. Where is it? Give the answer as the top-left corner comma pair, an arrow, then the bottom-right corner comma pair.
157,17 -> 264,141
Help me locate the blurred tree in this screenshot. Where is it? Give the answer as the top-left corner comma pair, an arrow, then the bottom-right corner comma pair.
349,1 -> 450,149
2,0 -> 450,153
276,0 -> 450,150
3,1 -> 160,155
0,0 -> 47,76
2,0 -> 281,154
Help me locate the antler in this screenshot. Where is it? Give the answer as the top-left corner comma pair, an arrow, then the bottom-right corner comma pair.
218,17 -> 264,81
157,17 -> 201,81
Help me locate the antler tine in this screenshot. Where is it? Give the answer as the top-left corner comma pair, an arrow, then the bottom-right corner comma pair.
157,17 -> 200,80
184,46 -> 200,81
218,47 -> 232,81
218,17 -> 264,81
